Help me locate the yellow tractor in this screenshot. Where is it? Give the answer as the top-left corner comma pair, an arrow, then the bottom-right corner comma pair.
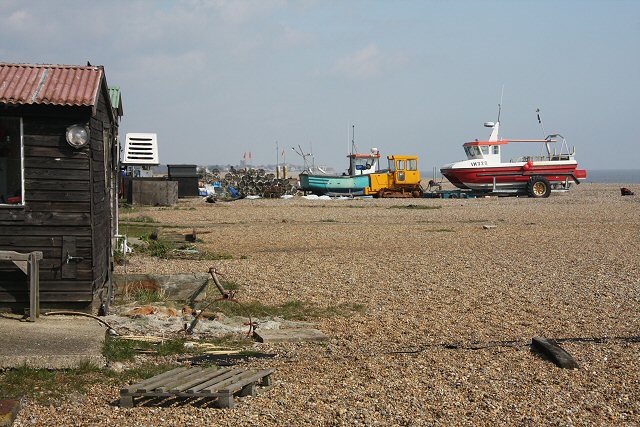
365,155 -> 423,198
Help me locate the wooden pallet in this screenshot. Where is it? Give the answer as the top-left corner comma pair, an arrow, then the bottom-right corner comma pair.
120,366 -> 275,408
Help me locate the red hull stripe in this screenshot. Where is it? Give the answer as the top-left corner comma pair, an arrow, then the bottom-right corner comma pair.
442,165 -> 585,186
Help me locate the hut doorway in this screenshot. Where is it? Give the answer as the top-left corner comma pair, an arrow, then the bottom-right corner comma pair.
0,117 -> 23,206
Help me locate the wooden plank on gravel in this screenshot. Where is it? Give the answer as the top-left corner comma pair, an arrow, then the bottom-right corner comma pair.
200,371 -> 250,394
185,368 -> 244,394
531,336 -> 580,369
174,368 -> 234,393
154,367 -> 205,392
121,367 -> 188,394
220,369 -> 275,393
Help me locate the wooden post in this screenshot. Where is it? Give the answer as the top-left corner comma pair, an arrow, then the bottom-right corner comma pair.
28,253 -> 38,321
261,374 -> 272,387
119,395 -> 134,408
239,383 -> 256,397
216,392 -> 234,409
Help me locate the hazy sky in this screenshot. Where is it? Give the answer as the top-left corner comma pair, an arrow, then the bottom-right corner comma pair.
1,0 -> 638,171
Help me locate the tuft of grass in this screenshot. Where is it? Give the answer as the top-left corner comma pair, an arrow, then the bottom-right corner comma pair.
0,362 -> 103,403
103,336 -> 188,361
157,339 -> 186,356
103,335 -> 140,362
144,239 -> 174,258
198,252 -> 234,261
75,359 -> 102,374
390,204 -> 442,210
133,237 -> 234,261
0,358 -> 183,403
320,219 -> 337,223
217,279 -> 241,291
118,223 -> 161,239
130,288 -> 167,304
0,364 -> 56,399
430,228 -> 454,233
127,215 -> 157,223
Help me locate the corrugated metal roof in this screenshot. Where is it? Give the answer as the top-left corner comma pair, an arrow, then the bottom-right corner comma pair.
109,86 -> 123,117
0,63 -> 103,108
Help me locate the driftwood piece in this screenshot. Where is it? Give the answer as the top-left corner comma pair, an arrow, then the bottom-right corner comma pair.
531,336 -> 579,369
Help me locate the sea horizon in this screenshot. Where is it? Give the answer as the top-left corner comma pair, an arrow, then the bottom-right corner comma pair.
583,169 -> 640,184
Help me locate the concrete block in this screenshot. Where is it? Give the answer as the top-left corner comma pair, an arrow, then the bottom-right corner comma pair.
113,273 -> 210,302
0,316 -> 105,369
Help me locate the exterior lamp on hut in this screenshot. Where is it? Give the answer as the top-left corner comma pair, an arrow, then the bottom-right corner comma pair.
65,124 -> 90,148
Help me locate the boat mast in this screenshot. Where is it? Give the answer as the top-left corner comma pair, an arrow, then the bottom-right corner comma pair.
537,108 -> 551,157
536,108 -> 546,139
488,86 -> 503,142
497,85 -> 504,122
351,124 -> 356,155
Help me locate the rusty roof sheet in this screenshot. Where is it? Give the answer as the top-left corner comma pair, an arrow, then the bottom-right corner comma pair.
0,63 -> 104,108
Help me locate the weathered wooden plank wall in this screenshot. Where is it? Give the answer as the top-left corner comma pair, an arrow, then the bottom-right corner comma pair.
0,87 -> 116,309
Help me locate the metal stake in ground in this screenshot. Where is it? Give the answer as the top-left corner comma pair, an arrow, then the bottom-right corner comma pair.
185,267 -> 255,336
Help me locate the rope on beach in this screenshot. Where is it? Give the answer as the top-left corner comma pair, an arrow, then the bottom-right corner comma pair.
386,335 -> 640,353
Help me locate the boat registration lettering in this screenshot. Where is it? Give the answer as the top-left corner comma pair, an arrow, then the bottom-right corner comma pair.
470,161 -> 488,166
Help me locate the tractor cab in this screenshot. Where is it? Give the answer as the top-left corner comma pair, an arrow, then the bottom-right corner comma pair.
388,155 -> 420,185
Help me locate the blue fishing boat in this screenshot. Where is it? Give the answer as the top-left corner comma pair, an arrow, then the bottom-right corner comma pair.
299,147 -> 381,195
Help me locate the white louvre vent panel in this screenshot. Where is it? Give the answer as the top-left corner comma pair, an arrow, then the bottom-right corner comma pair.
123,133 -> 159,165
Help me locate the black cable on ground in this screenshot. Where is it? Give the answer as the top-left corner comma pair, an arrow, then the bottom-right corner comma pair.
43,310 -> 118,335
385,335 -> 640,354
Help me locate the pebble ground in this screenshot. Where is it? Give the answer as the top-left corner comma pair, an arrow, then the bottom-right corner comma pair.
14,183 -> 640,426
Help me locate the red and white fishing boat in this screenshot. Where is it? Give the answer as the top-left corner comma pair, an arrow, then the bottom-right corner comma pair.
440,109 -> 587,197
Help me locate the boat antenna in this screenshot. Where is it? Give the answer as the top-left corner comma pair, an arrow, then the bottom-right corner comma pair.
497,85 -> 504,123
351,124 -> 358,155
536,108 -> 546,139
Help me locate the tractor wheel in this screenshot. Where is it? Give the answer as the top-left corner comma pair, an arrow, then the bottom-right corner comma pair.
528,176 -> 551,198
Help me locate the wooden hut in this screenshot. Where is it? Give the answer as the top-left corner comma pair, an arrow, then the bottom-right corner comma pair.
0,63 -> 122,313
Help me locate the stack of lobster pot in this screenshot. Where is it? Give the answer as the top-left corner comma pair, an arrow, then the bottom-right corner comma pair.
213,168 -> 297,198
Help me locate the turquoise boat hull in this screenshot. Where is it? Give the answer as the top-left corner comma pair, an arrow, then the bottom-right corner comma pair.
299,173 -> 371,195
